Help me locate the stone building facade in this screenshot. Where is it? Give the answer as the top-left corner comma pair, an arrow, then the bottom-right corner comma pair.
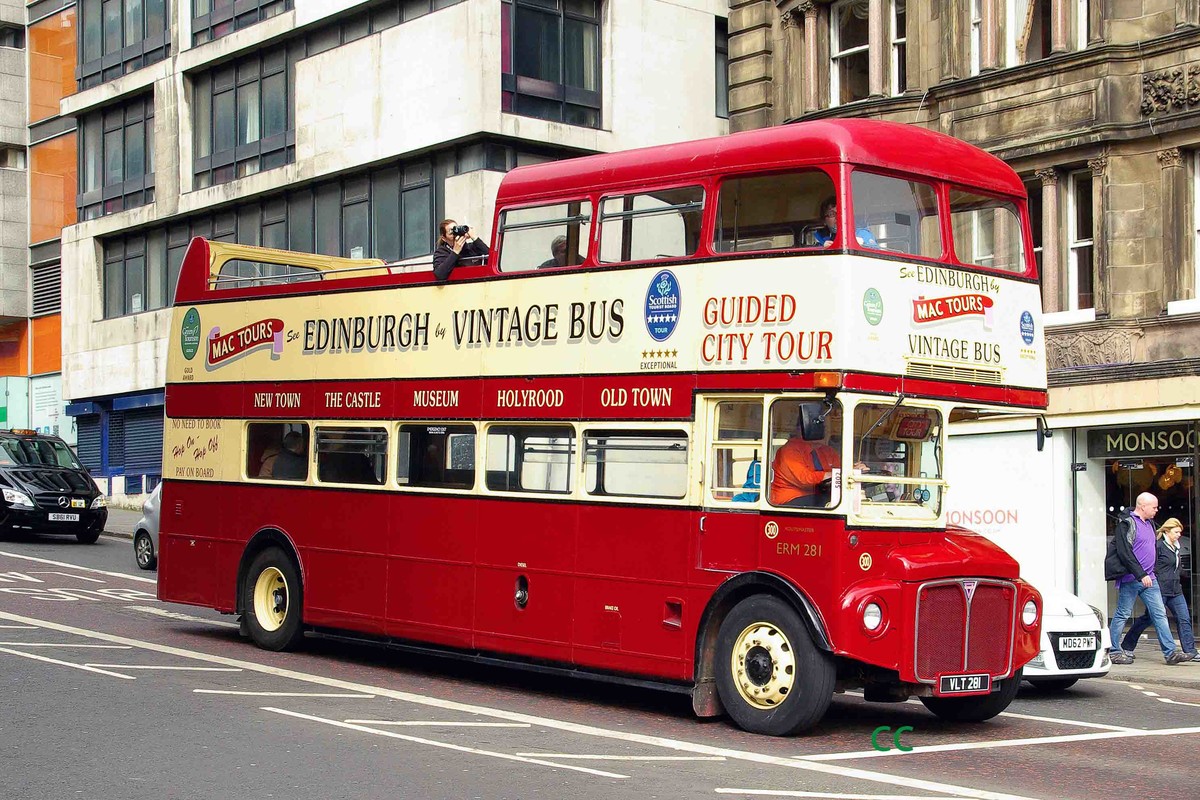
728,0 -> 1200,624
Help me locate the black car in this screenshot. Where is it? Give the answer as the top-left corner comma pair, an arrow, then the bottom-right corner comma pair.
0,430 -> 108,543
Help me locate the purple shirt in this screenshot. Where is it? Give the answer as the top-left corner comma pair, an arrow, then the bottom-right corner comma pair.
1118,515 -> 1158,586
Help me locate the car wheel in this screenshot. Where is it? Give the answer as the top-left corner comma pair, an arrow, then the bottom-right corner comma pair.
920,669 -> 1022,722
242,547 -> 305,651
76,528 -> 101,544
1028,677 -> 1078,692
134,531 -> 157,570
715,594 -> 835,736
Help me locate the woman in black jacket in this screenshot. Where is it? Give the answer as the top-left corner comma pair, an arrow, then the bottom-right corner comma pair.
1120,518 -> 1197,661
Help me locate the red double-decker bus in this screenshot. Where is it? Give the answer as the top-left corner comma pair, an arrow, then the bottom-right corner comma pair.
160,119 -> 1045,736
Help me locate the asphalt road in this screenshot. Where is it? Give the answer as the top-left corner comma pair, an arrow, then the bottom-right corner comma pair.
1,530 -> 1198,800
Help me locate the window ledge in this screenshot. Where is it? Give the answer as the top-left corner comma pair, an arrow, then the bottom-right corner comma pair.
1044,308 -> 1096,327
1166,297 -> 1200,316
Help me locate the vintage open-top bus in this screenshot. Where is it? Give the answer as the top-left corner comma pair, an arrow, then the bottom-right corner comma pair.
160,119 -> 1045,735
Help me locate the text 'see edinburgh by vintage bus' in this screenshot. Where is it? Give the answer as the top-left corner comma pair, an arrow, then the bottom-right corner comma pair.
160,119 -> 1046,736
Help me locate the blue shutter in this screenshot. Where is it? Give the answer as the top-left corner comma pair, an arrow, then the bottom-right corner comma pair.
124,408 -> 164,476
108,411 -> 126,470
76,415 -> 102,470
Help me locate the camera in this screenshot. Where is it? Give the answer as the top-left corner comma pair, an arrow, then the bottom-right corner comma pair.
450,224 -> 470,237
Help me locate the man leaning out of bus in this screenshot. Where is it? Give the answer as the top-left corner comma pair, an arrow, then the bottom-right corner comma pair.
433,219 -> 490,281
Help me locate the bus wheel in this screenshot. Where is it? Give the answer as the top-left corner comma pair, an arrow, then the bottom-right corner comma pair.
243,548 -> 304,651
715,595 -> 835,736
919,669 -> 1021,722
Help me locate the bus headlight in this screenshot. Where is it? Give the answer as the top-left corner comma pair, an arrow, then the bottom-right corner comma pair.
90,496 -> 108,510
1021,599 -> 1039,628
863,602 -> 884,632
3,488 -> 34,509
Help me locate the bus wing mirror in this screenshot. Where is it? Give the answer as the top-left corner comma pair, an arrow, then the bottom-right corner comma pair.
799,402 -> 827,441
1036,415 -> 1053,452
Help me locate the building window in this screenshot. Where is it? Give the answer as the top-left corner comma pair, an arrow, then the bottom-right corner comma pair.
1023,177 -> 1043,277
1066,170 -> 1094,311
78,0 -> 170,90
193,44 -> 302,189
193,0 -> 292,46
0,146 -> 26,170
890,0 -> 906,95
0,23 -> 25,49
78,96 -> 156,220
103,230 -> 170,317
501,0 -> 601,128
1007,0 -> 1051,65
830,0 -> 869,106
716,18 -> 729,118
969,0 -> 982,75
1074,0 -> 1088,49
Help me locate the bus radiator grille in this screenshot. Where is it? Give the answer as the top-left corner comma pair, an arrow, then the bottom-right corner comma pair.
915,580 -> 1015,681
906,360 -> 1003,386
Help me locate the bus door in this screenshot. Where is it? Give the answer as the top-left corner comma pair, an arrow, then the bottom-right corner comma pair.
697,397 -> 765,572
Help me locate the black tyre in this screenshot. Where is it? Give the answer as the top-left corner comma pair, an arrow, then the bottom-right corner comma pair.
1028,677 -> 1078,692
715,595 -> 835,736
134,531 -> 157,570
242,547 -> 305,651
920,669 -> 1022,722
76,528 -> 101,544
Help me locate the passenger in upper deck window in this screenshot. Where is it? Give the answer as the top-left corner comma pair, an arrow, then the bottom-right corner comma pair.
433,219 -> 490,281
813,198 -> 879,249
538,235 -> 584,269
271,432 -> 308,481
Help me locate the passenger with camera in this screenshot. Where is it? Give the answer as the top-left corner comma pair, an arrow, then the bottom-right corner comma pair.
433,219 -> 490,281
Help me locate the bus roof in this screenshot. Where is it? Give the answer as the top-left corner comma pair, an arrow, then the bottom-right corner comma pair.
495,119 -> 1024,206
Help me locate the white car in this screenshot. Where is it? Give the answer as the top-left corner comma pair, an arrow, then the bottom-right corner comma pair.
133,483 -> 161,571
1023,587 -> 1111,691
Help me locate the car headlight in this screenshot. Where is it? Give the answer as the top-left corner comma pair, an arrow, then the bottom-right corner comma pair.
1022,599 -> 1039,628
863,602 -> 883,631
90,496 -> 108,510
1089,605 -> 1105,628
3,488 -> 35,509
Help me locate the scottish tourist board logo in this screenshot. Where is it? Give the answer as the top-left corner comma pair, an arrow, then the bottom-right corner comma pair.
862,288 -> 884,326
180,308 -> 201,360
645,270 -> 680,342
1019,310 -> 1035,345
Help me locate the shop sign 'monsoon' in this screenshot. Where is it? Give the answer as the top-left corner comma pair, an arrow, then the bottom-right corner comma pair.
1086,424 -> 1199,459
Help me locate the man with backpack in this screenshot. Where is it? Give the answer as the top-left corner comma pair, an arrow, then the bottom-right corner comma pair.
1104,492 -> 1191,665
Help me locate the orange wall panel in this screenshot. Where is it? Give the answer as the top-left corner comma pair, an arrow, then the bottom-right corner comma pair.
28,9 -> 78,124
29,132 -> 77,244
31,315 -> 62,375
0,321 -> 30,377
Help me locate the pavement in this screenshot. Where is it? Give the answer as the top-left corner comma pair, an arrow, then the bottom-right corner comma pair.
96,507 -> 1200,690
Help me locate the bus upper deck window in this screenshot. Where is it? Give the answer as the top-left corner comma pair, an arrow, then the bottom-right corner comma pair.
714,171 -> 836,253
497,201 -> 592,272
599,187 -> 703,263
948,189 -> 1026,273
849,171 -> 940,258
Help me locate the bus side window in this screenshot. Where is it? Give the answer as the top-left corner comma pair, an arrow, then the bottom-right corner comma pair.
497,201 -> 592,272
584,429 -> 688,499
709,400 -> 763,503
397,423 -> 476,490
486,425 -> 575,493
714,170 -> 836,253
849,171 -> 940,257
598,187 -> 703,263
315,426 -> 388,485
246,422 -> 310,481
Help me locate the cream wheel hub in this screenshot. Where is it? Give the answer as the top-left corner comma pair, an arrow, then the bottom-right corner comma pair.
253,566 -> 289,632
730,621 -> 796,708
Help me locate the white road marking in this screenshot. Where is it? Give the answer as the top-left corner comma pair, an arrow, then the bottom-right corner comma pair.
518,753 -> 726,761
716,791 -> 973,799
798,726 -> 1200,761
124,605 -> 239,628
0,641 -> 131,648
0,610 -> 1048,800
1158,698 -> 1200,708
194,689 -> 374,698
0,646 -> 135,679
1143,691 -> 1160,697
0,624 -> 37,629
0,551 -> 156,584
346,720 -> 531,728
29,570 -> 107,583
263,707 -> 630,779
996,711 -> 1139,731
86,664 -> 242,671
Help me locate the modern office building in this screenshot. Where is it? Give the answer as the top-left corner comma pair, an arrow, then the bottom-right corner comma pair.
728,0 -> 1200,624
52,0 -> 731,499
